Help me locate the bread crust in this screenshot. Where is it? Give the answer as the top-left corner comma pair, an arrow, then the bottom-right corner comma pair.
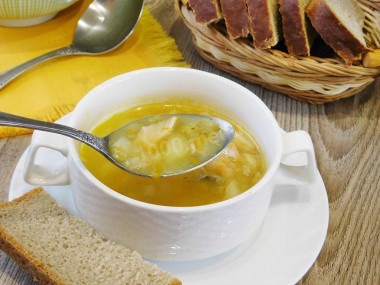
280,0 -> 311,56
220,0 -> 251,39
189,0 -> 222,24
306,0 -> 370,65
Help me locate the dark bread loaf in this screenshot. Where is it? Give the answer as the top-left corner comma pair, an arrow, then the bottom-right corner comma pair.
183,0 -> 372,64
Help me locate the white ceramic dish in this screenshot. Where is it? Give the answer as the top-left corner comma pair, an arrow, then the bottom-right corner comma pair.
22,67 -> 318,261
0,0 -> 79,27
9,114 -> 329,285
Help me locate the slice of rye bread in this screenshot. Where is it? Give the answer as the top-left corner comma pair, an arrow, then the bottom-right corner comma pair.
279,0 -> 317,56
0,187 -> 181,285
219,0 -> 251,39
305,0 -> 370,65
245,0 -> 283,49
188,0 -> 223,24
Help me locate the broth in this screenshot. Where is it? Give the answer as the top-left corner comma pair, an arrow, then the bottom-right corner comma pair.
80,102 -> 266,206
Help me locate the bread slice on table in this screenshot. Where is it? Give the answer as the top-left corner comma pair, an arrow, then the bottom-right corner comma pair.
305,0 -> 370,65
245,0 -> 283,49
187,0 -> 223,25
0,187 -> 181,285
279,0 -> 316,56
219,0 -> 251,39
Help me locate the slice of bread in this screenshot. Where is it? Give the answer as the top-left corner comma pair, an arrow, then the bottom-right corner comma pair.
279,0 -> 316,56
305,0 -> 370,65
220,0 -> 251,39
245,0 -> 283,49
188,0 -> 223,25
0,187 -> 181,285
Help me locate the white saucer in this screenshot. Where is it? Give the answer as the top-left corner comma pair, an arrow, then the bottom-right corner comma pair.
9,114 -> 329,285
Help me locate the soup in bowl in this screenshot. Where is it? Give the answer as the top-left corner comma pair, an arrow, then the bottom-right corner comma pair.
24,67 -> 317,261
80,101 -> 267,207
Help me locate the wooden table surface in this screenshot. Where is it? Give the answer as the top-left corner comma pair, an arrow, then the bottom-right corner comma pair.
0,0 -> 379,284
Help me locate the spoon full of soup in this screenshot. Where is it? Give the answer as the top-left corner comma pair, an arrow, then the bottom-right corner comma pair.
0,112 -> 234,177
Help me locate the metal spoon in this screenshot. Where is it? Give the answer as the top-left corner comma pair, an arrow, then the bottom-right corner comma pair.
0,0 -> 145,89
0,112 -> 235,177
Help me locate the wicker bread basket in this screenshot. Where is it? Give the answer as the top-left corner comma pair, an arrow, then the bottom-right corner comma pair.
176,0 -> 380,104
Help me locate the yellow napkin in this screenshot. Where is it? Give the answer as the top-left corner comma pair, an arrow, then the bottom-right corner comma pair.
0,0 -> 188,138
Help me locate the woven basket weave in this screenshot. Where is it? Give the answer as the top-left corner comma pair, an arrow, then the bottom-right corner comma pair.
176,0 -> 380,104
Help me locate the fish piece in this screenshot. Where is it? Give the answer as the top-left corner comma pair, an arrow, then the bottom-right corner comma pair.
135,116 -> 178,147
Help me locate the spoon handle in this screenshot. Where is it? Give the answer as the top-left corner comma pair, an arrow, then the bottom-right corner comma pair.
0,111 -> 108,155
0,46 -> 76,90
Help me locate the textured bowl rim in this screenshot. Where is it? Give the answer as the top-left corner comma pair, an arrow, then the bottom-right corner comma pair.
0,0 -> 80,20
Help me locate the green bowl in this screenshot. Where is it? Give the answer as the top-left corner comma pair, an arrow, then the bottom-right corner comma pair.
0,0 -> 80,27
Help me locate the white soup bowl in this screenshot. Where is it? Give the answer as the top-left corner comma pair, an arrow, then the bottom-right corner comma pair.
24,67 -> 317,261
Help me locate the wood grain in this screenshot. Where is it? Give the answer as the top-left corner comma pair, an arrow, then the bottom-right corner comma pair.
0,0 -> 379,284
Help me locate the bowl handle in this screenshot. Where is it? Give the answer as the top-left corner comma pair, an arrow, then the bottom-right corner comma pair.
275,130 -> 317,186
23,131 -> 70,185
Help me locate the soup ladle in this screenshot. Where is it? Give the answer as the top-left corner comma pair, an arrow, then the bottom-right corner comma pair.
0,112 -> 235,177
0,0 -> 145,89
